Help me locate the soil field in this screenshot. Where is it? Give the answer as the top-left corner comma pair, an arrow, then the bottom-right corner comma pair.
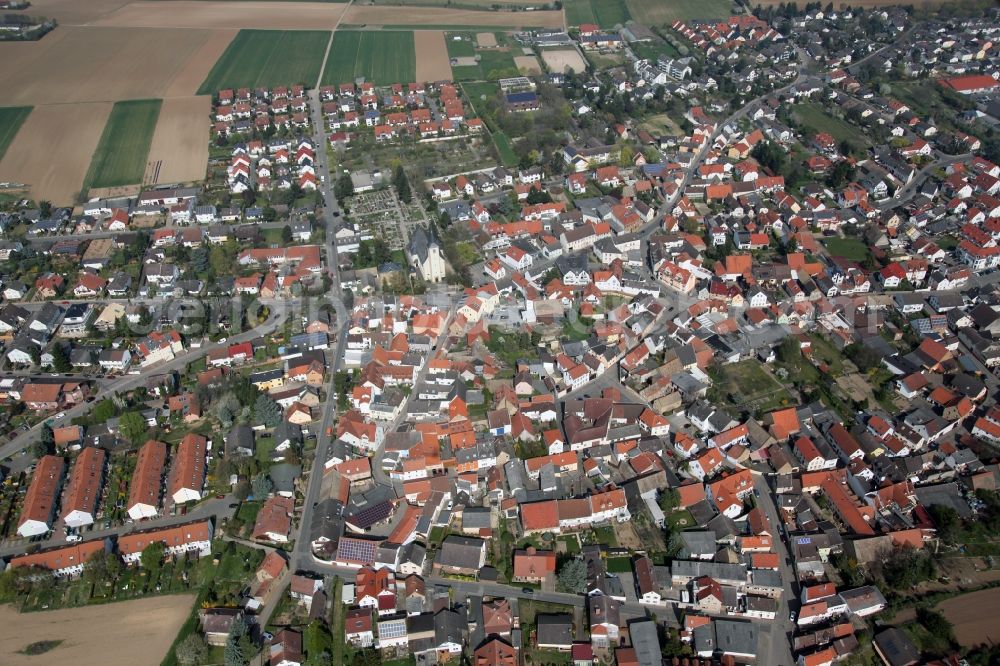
626,0 -> 733,24
322,30 -> 416,86
26,0 -> 133,24
514,54 -> 542,74
164,28 -> 238,97
936,587 -> 1000,648
146,96 -> 212,185
84,99 -> 162,191
0,102 -> 113,204
0,26 -> 214,105
90,1 -> 350,29
476,32 -> 497,47
0,107 -> 32,162
414,31 -> 453,82
341,5 -> 564,27
0,594 -> 195,666
197,29 -> 330,93
540,48 -> 586,73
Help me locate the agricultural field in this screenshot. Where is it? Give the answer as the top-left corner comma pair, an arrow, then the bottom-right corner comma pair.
0,594 -> 194,666
0,107 -> 32,161
197,29 -> 329,94
89,1 -> 350,29
322,30 -> 416,86
0,26 -> 218,105
0,102 -> 112,204
84,99 -> 163,191
341,5 -> 564,28
625,0 -> 733,24
414,30 -> 453,81
145,96 -> 212,185
564,0 -> 630,28
936,588 -> 1000,649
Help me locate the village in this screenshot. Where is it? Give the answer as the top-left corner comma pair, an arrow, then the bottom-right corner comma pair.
0,4 -> 1000,666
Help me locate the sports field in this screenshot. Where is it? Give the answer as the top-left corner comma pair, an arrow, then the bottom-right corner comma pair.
84,99 -> 162,190
321,30 -> 416,86
564,0 -> 630,28
0,107 -> 32,161
625,0 -> 732,23
197,29 -> 330,94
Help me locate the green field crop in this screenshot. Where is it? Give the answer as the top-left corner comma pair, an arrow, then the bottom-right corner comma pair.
321,31 -> 416,86
565,0 -> 630,28
626,0 -> 732,24
0,107 -> 31,162
84,99 -> 162,189
197,30 -> 330,94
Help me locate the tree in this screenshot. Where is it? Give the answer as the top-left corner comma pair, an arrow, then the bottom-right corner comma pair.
51,344 -> 71,373
659,488 -> 679,515
191,246 -> 210,275
281,224 -> 293,244
262,206 -> 278,222
119,410 -> 148,445
556,558 -> 587,594
927,504 -> 960,543
140,541 -> 166,575
251,473 -> 273,499
29,346 -> 41,367
175,634 -> 208,666
393,165 -> 412,204
40,423 -> 54,449
334,173 -> 354,200
92,399 -> 116,422
253,393 -> 282,427
234,479 -> 251,501
224,616 -> 254,666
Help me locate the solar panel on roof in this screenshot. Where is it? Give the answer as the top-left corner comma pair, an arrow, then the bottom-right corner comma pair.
337,536 -> 380,564
378,620 -> 407,639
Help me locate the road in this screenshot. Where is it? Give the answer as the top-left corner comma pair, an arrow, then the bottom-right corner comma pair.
0,306 -> 288,462
752,472 -> 797,666
876,151 -> 972,211
0,495 -> 235,559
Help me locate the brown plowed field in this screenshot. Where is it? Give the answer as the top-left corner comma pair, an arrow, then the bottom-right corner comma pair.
164,28 -> 238,97
0,26 -> 214,105
0,103 -> 113,204
146,96 -> 212,185
343,4 -> 564,27
414,31 -> 453,82
0,595 -> 194,666
90,1 -> 350,29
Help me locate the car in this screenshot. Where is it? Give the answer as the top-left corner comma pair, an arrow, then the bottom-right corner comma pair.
333,211 -> 341,217
66,534 -> 81,542
753,488 -> 760,498
789,611 -> 796,622
216,494 -> 225,499
219,337 -> 227,344
53,412 -> 65,420
228,503 -> 239,509
522,588 -> 533,595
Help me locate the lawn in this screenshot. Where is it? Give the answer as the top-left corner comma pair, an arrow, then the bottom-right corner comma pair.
450,48 -> 519,82
446,32 -> 476,58
666,508 -> 696,531
0,106 -> 31,162
633,40 -> 680,61
322,30 -> 416,86
84,99 -> 162,189
197,29 -> 330,94
626,0 -> 732,24
714,359 -> 794,414
822,236 -> 872,262
794,103 -> 871,150
606,556 -> 632,573
565,0 -> 630,28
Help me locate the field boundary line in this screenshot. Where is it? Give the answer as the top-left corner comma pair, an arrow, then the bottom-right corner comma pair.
316,0 -> 354,88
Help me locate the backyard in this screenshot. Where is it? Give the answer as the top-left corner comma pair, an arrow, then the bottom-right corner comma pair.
711,359 -> 795,414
